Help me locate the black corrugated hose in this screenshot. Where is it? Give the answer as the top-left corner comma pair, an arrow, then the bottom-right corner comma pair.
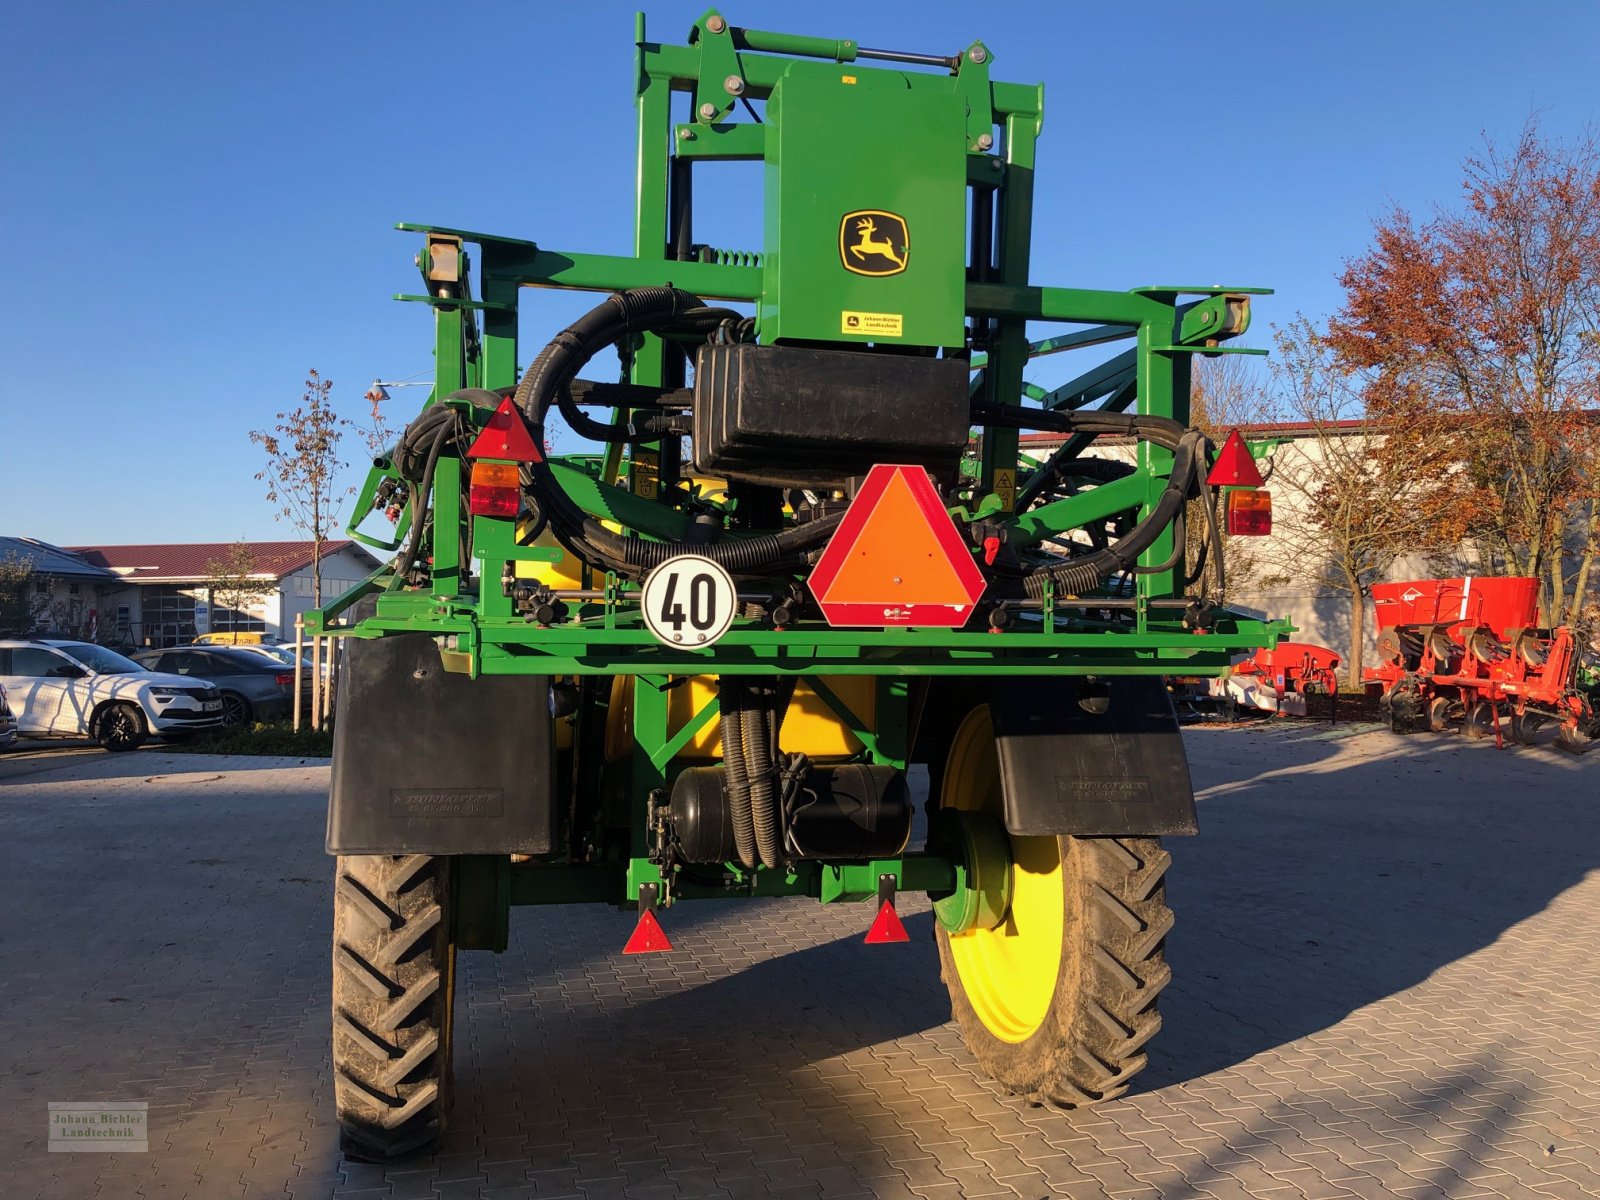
717,679 -> 758,869
971,403 -> 1223,600
511,288 -> 845,581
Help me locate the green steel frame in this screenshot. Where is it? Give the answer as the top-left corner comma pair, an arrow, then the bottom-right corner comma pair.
314,12 -> 1288,928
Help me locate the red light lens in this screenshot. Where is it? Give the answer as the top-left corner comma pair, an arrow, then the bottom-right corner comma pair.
469,486 -> 520,518
469,461 -> 521,518
1225,489 -> 1272,536
275,672 -> 294,687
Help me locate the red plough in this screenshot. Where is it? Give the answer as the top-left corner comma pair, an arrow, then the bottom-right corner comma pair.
1364,577 -> 1597,752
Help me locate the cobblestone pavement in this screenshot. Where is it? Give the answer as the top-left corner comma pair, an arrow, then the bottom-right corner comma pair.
2,726 -> 1597,1199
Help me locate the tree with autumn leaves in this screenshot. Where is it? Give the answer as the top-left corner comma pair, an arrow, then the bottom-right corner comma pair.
1241,121 -> 1600,687
1329,121 -> 1600,629
1257,319 -> 1465,687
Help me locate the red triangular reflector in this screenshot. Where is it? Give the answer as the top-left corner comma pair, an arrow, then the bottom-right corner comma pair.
467,397 -> 543,463
622,908 -> 674,955
1206,430 -> 1264,488
809,464 -> 987,628
864,900 -> 910,945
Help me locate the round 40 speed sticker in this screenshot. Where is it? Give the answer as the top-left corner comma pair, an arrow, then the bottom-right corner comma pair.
640,554 -> 738,648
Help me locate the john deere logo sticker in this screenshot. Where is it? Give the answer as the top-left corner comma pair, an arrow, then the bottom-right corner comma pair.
840,210 -> 909,277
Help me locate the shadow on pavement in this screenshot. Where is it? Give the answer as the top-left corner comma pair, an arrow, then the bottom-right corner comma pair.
1148,1051 -> 1536,1198
433,908 -> 953,1192
0,741 -> 327,784
1144,728 -> 1600,1092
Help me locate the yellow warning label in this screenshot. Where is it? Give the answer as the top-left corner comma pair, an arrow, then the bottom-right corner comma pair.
992,468 -> 1017,511
841,310 -> 904,337
631,449 -> 660,500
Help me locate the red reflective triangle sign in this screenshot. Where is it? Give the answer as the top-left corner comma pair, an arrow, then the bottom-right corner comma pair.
809,464 -> 986,628
864,900 -> 911,944
622,908 -> 673,955
467,397 -> 543,463
1206,429 -> 1263,488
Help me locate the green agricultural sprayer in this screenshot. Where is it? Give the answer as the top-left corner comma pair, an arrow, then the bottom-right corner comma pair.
313,10 -> 1288,1160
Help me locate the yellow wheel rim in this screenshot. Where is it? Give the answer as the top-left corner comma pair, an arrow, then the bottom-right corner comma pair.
943,706 -> 1064,1043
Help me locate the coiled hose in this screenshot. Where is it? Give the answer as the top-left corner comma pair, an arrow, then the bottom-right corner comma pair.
717,680 -> 758,869
391,404 -> 467,585
972,403 -> 1221,600
511,288 -> 845,581
742,701 -> 781,869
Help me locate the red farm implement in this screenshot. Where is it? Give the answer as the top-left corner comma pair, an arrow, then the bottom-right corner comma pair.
1365,577 -> 1598,752
1209,641 -> 1341,717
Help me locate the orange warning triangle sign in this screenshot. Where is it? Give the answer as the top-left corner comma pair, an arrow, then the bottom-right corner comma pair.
809,465 -> 986,627
622,908 -> 673,954
467,397 -> 543,463
1206,430 -> 1263,488
864,900 -> 911,944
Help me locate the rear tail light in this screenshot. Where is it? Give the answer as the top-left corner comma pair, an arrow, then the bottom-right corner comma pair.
275,672 -> 294,687
1225,488 -> 1272,536
469,460 -> 521,518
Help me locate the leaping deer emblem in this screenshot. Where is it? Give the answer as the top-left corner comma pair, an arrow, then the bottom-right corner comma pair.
849,217 -> 905,268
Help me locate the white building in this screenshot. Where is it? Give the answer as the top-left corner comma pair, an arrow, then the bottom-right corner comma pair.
65,540 -> 381,647
1016,422 -> 1448,666
0,536 -> 124,636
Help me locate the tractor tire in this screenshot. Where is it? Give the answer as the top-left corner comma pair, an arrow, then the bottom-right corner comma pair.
332,854 -> 456,1162
94,702 -> 147,752
1387,689 -> 1420,734
935,706 -> 1171,1108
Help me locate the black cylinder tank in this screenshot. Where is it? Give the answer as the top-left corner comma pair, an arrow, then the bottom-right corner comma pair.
669,763 -> 912,864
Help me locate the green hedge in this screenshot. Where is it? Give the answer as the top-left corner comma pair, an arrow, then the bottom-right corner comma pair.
163,722 -> 333,758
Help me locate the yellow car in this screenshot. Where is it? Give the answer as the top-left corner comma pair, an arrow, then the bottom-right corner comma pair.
192,631 -> 279,647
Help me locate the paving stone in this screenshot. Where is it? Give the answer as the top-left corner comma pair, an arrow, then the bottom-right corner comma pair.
3,733 -> 1599,1199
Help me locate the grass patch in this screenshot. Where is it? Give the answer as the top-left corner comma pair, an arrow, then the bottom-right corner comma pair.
162,721 -> 333,758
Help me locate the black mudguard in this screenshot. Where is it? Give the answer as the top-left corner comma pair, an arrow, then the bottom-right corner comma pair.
914,676 -> 1197,837
989,676 -> 1197,836
326,633 -> 556,855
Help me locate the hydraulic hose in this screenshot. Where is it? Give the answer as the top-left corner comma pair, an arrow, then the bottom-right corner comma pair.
392,407 -> 465,585
718,680 -> 758,869
555,382 -> 688,444
511,288 -> 845,581
970,403 -> 1217,600
742,701 -> 781,869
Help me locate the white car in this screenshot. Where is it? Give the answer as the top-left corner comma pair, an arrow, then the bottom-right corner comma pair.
0,639 -> 226,751
0,682 -> 17,750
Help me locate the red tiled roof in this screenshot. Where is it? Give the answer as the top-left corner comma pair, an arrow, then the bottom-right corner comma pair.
67,541 -> 362,582
1017,418 -> 1369,445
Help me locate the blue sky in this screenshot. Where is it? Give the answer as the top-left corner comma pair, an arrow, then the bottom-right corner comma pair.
4,1 -> 1598,546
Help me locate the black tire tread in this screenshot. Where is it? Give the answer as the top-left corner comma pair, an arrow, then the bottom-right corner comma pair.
938,835 -> 1173,1110
93,701 -> 146,752
332,854 -> 453,1161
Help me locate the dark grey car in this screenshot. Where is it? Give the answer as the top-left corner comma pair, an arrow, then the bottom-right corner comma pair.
132,646 -> 302,726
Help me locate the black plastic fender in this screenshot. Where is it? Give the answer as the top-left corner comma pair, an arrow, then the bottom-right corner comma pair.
327,633 -> 556,855
915,676 -> 1197,837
